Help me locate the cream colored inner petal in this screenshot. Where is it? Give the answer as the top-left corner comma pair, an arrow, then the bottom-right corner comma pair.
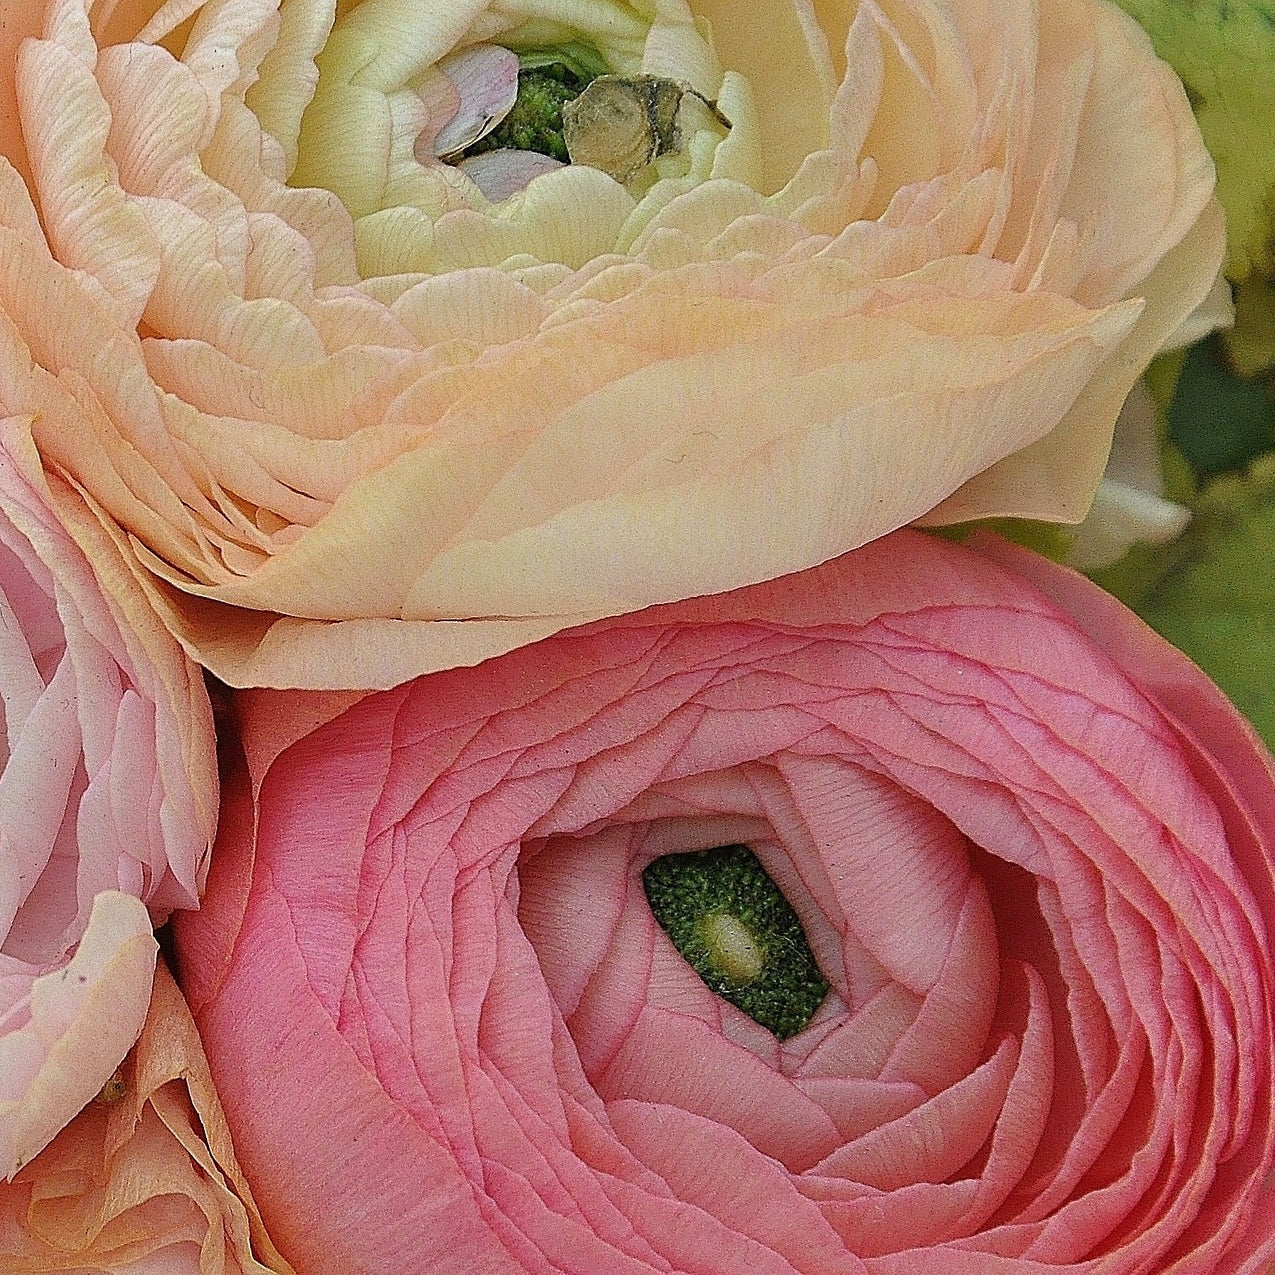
460,0 -> 651,72
291,28 -> 398,218
688,0 -> 833,192
624,177 -> 765,257
355,164 -> 636,275
245,0 -> 339,174
640,0 -> 720,92
279,0 -> 793,272
853,2 -> 943,220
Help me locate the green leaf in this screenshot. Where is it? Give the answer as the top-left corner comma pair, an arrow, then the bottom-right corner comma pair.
1114,0 -> 1275,282
1229,274 -> 1275,376
1166,334 -> 1275,479
1101,452 -> 1275,748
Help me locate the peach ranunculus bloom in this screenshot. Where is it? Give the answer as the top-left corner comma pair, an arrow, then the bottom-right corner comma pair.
0,425 -> 217,1181
0,962 -> 293,1274
0,0 -> 1224,689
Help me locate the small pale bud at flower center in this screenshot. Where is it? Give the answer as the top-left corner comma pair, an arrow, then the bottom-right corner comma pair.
698,912 -> 766,984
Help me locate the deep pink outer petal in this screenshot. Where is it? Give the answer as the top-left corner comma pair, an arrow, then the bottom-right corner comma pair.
178,747 -> 517,1274
967,533 -> 1275,1272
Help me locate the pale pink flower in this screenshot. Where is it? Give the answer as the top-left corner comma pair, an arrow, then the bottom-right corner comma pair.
0,429 -> 216,1180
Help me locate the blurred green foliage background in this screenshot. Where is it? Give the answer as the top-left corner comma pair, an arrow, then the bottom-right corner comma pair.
1073,2 -> 1275,745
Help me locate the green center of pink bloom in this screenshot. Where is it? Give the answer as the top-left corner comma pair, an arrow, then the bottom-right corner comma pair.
642,844 -> 828,1040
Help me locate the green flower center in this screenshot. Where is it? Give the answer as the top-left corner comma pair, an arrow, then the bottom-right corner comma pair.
461,59 -> 594,165
272,0 -> 752,275
642,844 -> 828,1040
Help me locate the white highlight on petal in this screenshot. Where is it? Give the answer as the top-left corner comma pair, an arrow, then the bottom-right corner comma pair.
1068,381 -> 1190,570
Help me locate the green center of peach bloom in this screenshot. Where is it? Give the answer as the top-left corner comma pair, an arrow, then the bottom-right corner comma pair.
459,58 -> 595,165
642,844 -> 828,1040
266,0 -> 753,275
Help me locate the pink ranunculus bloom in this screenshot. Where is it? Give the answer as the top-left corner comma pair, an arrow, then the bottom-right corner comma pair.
175,530 -> 1275,1273
0,427 -> 217,1181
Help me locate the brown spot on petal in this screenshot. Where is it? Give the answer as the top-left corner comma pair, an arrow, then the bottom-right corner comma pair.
93,1067 -> 126,1105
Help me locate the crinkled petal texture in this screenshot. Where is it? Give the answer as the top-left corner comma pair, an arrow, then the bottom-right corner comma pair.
0,962 -> 292,1273
175,530 -> 1275,1273
0,0 -> 1224,688
0,426 -> 217,1180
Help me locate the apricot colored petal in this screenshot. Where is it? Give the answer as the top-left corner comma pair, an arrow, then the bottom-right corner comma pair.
0,0 -> 41,190
926,198 -> 1226,524
0,962 -> 292,1272
110,281 -> 1137,687
0,892 -> 156,1179
0,0 -> 1231,695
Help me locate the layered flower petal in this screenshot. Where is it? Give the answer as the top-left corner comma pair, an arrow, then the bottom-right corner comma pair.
0,423 -> 216,1178
175,530 -> 1275,1271
0,962 -> 291,1273
0,0 -> 1224,687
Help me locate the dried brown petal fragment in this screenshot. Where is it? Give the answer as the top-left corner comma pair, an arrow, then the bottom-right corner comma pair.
563,74 -> 728,182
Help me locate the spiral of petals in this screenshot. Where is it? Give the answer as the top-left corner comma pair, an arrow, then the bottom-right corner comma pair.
176,530 -> 1275,1272
0,0 -> 1225,687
